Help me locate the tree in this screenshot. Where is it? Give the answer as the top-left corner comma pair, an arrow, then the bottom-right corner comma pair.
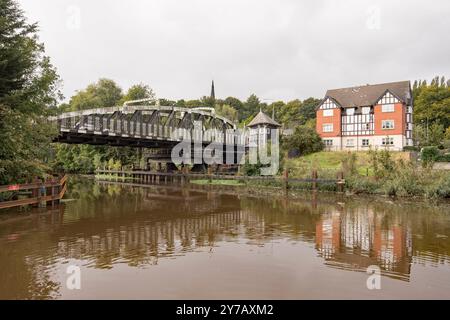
241,94 -> 261,123
120,83 -> 155,105
200,96 -> 215,108
214,104 -> 238,122
0,0 -> 61,184
428,122 -> 445,146
224,97 -> 244,113
69,78 -> 123,111
414,79 -> 450,129
300,97 -> 321,123
282,125 -> 324,156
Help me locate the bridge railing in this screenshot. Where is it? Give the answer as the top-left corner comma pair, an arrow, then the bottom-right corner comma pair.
55,113 -> 249,145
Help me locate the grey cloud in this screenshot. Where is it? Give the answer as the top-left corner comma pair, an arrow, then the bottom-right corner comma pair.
19,0 -> 450,102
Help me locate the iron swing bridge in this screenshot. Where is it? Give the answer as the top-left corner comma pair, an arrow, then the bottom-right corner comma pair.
49,103 -> 247,164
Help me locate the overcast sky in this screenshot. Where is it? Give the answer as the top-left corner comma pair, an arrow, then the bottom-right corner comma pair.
20,0 -> 450,102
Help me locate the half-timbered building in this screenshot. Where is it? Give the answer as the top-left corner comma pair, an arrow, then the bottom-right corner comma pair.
316,81 -> 413,151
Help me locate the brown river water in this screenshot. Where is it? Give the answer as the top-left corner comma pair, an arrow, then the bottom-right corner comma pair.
0,177 -> 450,299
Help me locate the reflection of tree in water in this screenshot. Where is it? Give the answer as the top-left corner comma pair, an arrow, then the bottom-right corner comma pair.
1,179 -> 450,298
0,207 -> 63,299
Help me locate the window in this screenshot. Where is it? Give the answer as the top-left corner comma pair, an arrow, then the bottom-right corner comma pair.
323,124 -> 333,132
363,123 -> 371,130
362,139 -> 370,147
378,91 -> 400,105
346,139 -> 354,147
324,139 -> 333,146
362,107 -> 371,115
320,98 -> 338,109
323,109 -> 334,117
382,104 -> 395,112
382,137 -> 394,146
346,108 -> 355,116
382,120 -> 394,129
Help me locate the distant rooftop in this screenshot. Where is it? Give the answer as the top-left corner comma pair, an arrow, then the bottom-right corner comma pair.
324,80 -> 412,108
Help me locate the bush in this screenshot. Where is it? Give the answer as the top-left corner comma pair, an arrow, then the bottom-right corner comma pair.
425,174 -> 450,198
403,146 -> 420,152
421,146 -> 440,164
437,153 -> 450,162
346,176 -> 380,194
282,125 -> 324,156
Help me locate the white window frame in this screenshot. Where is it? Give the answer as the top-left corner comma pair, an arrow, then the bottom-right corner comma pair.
362,139 -> 370,147
362,107 -> 371,115
382,120 -> 395,130
323,124 -> 333,133
381,104 -> 395,113
346,108 -> 355,116
382,137 -> 394,146
346,139 -> 354,147
323,109 -> 334,117
324,139 -> 333,146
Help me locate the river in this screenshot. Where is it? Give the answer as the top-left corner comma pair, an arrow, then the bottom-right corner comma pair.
1,177 -> 449,299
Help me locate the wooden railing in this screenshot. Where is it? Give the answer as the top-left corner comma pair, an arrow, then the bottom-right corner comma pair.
95,169 -> 345,192
0,175 -> 68,210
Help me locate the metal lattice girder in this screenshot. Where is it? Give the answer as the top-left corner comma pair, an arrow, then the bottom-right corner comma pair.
49,104 -> 242,148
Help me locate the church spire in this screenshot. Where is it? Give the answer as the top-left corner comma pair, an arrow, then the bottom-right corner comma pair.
210,80 -> 215,100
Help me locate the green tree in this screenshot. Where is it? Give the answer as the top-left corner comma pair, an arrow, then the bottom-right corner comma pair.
120,83 -> 155,105
240,94 -> 262,124
214,104 -> 238,122
414,80 -> 450,129
282,125 -> 324,156
300,97 -> 321,123
69,78 -> 122,111
224,97 -> 244,114
0,0 -> 61,184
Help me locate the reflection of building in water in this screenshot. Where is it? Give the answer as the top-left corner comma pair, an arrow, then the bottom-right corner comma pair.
315,207 -> 412,280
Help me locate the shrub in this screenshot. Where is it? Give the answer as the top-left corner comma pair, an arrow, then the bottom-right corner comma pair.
403,146 -> 420,152
426,174 -> 450,198
437,153 -> 450,162
421,146 -> 440,164
346,176 -> 380,194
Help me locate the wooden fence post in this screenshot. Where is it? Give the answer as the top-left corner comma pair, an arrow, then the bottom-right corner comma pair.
283,169 -> 289,190
208,166 -> 212,183
312,170 -> 318,191
337,171 -> 344,193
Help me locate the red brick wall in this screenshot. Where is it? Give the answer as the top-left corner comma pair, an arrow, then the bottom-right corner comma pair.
374,103 -> 404,136
316,108 -> 341,137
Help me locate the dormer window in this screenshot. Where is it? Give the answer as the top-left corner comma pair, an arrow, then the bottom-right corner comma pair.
346,108 -> 355,116
362,107 -> 371,114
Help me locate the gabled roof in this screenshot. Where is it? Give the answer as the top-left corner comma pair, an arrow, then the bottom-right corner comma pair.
323,80 -> 411,108
247,110 -> 281,127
